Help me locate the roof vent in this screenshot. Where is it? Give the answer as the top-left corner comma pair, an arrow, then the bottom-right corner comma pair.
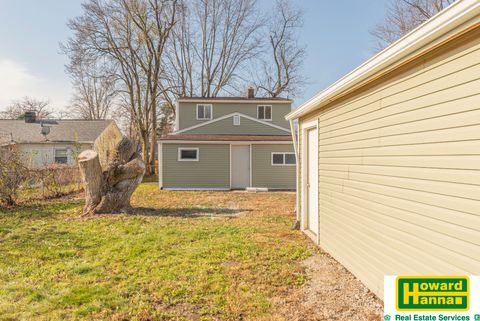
24,111 -> 36,123
247,86 -> 255,99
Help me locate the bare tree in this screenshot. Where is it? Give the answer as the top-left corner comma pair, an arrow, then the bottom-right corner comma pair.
255,0 -> 306,98
160,0 -> 263,104
66,56 -> 117,120
371,0 -> 455,50
64,0 -> 179,175
0,97 -> 53,119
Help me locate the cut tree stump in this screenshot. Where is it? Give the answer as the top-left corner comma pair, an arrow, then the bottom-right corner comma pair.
78,137 -> 145,215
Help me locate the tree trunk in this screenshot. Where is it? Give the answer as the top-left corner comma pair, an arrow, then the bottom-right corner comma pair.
78,137 -> 145,215
78,150 -> 103,214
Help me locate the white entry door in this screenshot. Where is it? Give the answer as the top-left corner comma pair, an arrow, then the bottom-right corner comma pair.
231,145 -> 250,189
307,128 -> 319,236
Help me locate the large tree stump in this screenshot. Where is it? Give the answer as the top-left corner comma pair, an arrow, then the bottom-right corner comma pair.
78,137 -> 145,215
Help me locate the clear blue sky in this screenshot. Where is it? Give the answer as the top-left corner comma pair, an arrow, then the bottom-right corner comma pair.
0,0 -> 389,112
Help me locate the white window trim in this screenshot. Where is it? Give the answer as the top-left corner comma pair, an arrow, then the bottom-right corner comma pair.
257,105 -> 272,121
271,152 -> 296,166
178,147 -> 199,161
196,104 -> 213,120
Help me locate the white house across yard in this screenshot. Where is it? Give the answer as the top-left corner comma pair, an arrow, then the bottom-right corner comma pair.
0,112 -> 121,168
287,0 -> 480,299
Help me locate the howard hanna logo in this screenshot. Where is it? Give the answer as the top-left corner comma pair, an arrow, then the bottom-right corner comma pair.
396,276 -> 470,311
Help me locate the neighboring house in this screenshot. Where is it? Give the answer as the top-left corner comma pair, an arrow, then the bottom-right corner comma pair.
287,0 -> 480,299
158,89 -> 296,190
0,112 -> 121,168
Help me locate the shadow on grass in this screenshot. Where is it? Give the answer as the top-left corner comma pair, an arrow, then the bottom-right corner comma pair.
128,207 -> 251,218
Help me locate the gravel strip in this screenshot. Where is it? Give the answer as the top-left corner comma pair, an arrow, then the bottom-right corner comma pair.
269,251 -> 384,321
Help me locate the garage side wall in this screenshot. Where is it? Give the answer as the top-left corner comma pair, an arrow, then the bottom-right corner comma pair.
162,143 -> 230,189
301,29 -> 480,298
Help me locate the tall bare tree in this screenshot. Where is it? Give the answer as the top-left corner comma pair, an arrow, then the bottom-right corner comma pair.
66,55 -> 117,120
0,97 -> 52,120
255,0 -> 306,98
160,0 -> 263,104
64,0 -> 178,175
371,0 -> 455,50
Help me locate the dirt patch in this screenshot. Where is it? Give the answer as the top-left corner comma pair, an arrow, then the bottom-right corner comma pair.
269,251 -> 383,321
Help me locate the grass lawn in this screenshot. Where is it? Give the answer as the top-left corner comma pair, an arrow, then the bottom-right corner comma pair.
0,183 -> 316,321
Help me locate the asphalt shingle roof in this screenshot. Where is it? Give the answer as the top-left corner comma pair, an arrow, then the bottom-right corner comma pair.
178,96 -> 292,102
0,119 -> 113,145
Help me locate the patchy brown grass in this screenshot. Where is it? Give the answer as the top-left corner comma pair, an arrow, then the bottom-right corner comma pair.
0,183 -> 382,320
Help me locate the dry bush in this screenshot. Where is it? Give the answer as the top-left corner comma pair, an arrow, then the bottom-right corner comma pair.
30,164 -> 82,199
0,147 -> 28,206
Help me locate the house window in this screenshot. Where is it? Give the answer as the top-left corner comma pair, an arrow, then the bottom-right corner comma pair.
233,115 -> 240,126
55,149 -> 68,164
196,104 -> 212,120
178,148 -> 199,161
271,152 -> 296,166
257,105 -> 272,121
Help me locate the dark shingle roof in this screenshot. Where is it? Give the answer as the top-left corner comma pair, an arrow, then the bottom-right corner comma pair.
178,96 -> 292,102
0,119 -> 113,145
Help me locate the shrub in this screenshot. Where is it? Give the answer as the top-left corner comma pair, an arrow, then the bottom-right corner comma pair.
31,164 -> 82,199
0,147 -> 28,206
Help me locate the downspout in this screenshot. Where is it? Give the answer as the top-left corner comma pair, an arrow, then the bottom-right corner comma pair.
289,119 -> 301,230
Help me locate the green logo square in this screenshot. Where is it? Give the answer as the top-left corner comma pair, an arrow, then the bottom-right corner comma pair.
396,276 -> 469,311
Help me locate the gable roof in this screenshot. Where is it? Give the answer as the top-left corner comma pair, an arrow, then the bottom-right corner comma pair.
286,0 -> 480,120
175,112 -> 291,134
0,119 -> 114,145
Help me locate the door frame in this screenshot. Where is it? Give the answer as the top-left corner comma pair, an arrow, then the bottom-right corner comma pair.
229,143 -> 252,189
301,118 -> 319,245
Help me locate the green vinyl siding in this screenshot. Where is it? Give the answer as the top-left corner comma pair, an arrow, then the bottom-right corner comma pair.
184,115 -> 290,135
252,144 -> 296,189
162,144 -> 230,189
178,102 -> 291,130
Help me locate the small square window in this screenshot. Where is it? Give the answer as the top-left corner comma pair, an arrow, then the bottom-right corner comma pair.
272,153 -> 284,165
257,105 -> 272,121
197,104 -> 212,120
55,149 -> 68,164
285,153 -> 296,164
178,148 -> 199,161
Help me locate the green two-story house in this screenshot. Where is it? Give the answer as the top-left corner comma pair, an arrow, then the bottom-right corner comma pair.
158,89 -> 296,190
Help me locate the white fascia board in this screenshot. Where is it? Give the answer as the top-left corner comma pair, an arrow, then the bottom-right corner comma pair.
175,112 -> 291,134
286,0 -> 480,120
175,113 -> 236,134
238,113 -> 291,133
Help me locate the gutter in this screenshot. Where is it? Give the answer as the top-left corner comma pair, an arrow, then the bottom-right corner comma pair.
285,0 -> 480,121
289,119 -> 301,228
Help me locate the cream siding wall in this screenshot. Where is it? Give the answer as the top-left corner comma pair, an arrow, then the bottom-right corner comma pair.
183,116 -> 290,135
162,143 -> 230,189
251,144 -> 296,189
299,31 -> 480,298
178,102 -> 291,130
17,143 -> 92,168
